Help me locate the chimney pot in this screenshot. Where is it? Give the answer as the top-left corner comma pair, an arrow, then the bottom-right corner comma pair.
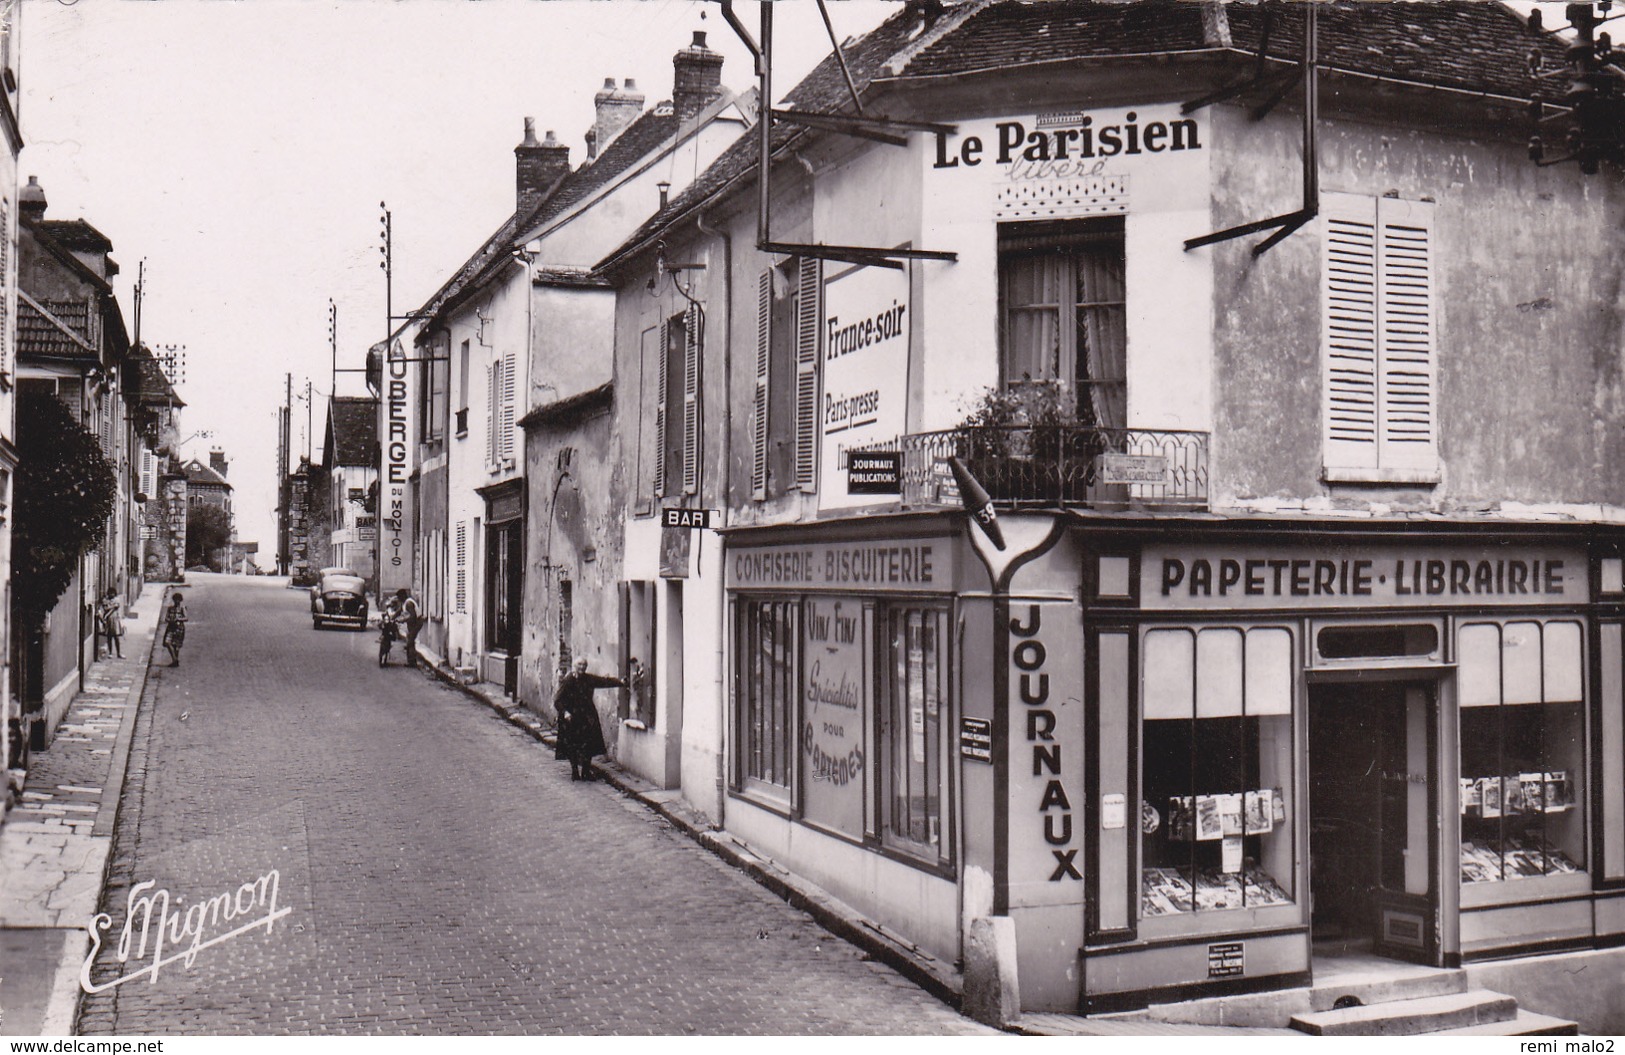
515,120 -> 571,217
19,174 -> 46,224
673,29 -> 725,119
591,72 -> 646,156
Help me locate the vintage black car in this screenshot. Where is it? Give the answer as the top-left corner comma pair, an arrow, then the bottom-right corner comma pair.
310,567 -> 368,630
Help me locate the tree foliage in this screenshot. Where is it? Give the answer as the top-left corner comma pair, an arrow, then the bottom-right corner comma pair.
14,391 -> 118,618
185,502 -> 232,570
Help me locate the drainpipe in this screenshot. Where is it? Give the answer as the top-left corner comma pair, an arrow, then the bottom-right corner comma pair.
696,209 -> 732,828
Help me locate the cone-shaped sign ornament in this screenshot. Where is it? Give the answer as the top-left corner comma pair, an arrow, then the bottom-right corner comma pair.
948,456 -> 1005,550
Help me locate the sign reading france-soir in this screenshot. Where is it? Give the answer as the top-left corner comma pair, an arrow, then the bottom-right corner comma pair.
1140,543 -> 1588,610
819,263 -> 911,511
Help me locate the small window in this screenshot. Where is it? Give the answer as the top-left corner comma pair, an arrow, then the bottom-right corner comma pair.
1317,624 -> 1438,660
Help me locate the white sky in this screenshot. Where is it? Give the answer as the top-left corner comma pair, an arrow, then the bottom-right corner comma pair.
20,0 -> 894,553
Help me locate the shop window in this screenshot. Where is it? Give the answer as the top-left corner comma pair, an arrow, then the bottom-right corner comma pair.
1458,620 -> 1585,884
879,604 -> 950,865
620,580 -> 656,727
736,598 -> 798,800
1321,193 -> 1438,480
997,218 -> 1126,429
753,257 -> 818,499
1141,626 -> 1295,917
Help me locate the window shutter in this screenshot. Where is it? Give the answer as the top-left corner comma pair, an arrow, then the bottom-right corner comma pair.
682,309 -> 701,494
654,317 -> 670,497
793,256 -> 821,490
1322,194 -> 1379,471
753,270 -> 772,500
1376,197 -> 1436,471
485,361 -> 497,468
500,349 -> 517,464
455,520 -> 467,613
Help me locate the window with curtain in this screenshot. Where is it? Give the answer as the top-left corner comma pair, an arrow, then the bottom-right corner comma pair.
1141,625 -> 1296,916
1457,620 -> 1585,885
998,218 -> 1126,430
736,597 -> 798,799
879,604 -> 951,865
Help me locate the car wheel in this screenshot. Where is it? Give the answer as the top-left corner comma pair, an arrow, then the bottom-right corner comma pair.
313,617 -> 323,630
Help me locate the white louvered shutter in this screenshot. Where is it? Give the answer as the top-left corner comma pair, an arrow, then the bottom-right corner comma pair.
1322,194 -> 1379,471
682,308 -> 700,495
653,317 -> 670,497
793,256 -> 821,490
455,520 -> 467,613
1376,197 -> 1436,471
485,361 -> 497,468
752,271 -> 772,500
499,349 -> 517,465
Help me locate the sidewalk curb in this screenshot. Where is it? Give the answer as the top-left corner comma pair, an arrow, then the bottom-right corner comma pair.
51,595 -> 165,1035
416,659 -> 966,1013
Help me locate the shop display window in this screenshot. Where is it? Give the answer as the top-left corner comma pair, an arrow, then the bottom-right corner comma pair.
1457,621 -> 1586,884
1141,626 -> 1296,916
879,604 -> 950,865
736,598 -> 798,798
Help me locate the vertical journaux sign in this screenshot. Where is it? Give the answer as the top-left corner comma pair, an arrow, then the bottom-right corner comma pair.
819,263 -> 910,510
379,338 -> 413,592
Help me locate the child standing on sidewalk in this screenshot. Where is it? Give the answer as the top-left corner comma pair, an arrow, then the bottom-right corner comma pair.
98,589 -> 125,659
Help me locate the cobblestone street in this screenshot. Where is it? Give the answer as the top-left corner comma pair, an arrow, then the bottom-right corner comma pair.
76,576 -> 992,1035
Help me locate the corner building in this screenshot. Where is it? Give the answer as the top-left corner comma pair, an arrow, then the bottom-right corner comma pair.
593,1 -> 1625,1028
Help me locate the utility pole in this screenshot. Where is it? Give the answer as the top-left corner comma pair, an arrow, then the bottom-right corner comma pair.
305,378 -> 313,464
379,202 -> 392,344
132,259 -> 145,349
328,298 -> 338,401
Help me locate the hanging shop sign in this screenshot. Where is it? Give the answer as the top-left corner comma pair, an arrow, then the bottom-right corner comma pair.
661,507 -> 716,529
728,538 -> 958,594
1142,543 -> 1588,610
378,337 -> 414,594
802,596 -> 867,836
819,263 -> 911,511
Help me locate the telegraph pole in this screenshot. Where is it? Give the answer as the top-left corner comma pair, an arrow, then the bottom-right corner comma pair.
379,202 -> 393,344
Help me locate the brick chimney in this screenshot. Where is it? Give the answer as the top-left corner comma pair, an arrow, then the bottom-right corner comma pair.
515,118 -> 570,217
19,174 -> 45,225
209,449 -> 228,478
589,77 -> 645,159
672,31 -> 724,120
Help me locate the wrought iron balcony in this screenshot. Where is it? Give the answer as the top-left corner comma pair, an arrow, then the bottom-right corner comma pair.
897,425 -> 1209,511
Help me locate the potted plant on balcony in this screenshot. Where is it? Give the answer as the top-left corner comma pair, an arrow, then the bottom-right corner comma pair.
955,382 -> 1099,504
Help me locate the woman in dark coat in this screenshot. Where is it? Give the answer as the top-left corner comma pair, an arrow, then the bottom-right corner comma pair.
554,658 -> 624,781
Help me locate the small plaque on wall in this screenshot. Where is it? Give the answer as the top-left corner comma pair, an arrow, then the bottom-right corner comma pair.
959,717 -> 992,763
1208,941 -> 1245,979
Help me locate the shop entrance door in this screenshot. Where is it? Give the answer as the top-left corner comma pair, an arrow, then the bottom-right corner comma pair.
1308,681 -> 1439,965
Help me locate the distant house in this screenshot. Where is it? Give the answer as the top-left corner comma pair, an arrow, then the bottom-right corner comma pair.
183,451 -> 232,518
321,395 -> 378,580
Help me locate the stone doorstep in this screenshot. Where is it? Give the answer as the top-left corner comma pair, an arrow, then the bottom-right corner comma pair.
1290,990 -> 1518,1036
1427,1009 -> 1579,1036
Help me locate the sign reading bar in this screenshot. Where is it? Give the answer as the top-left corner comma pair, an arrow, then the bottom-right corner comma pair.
959,716 -> 992,763
847,451 -> 901,495
661,507 -> 714,530
1141,543 -> 1588,610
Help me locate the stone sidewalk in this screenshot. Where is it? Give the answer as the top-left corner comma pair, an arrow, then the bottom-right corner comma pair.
0,584 -> 168,1035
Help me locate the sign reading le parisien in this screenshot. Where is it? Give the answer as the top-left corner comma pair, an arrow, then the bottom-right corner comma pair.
1142,543 -> 1588,610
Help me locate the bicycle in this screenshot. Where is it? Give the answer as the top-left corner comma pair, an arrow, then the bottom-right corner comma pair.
378,615 -> 402,667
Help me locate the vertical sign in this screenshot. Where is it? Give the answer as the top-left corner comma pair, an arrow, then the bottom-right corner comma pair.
378,337 -> 414,593
818,263 -> 910,510
802,596 -> 866,836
